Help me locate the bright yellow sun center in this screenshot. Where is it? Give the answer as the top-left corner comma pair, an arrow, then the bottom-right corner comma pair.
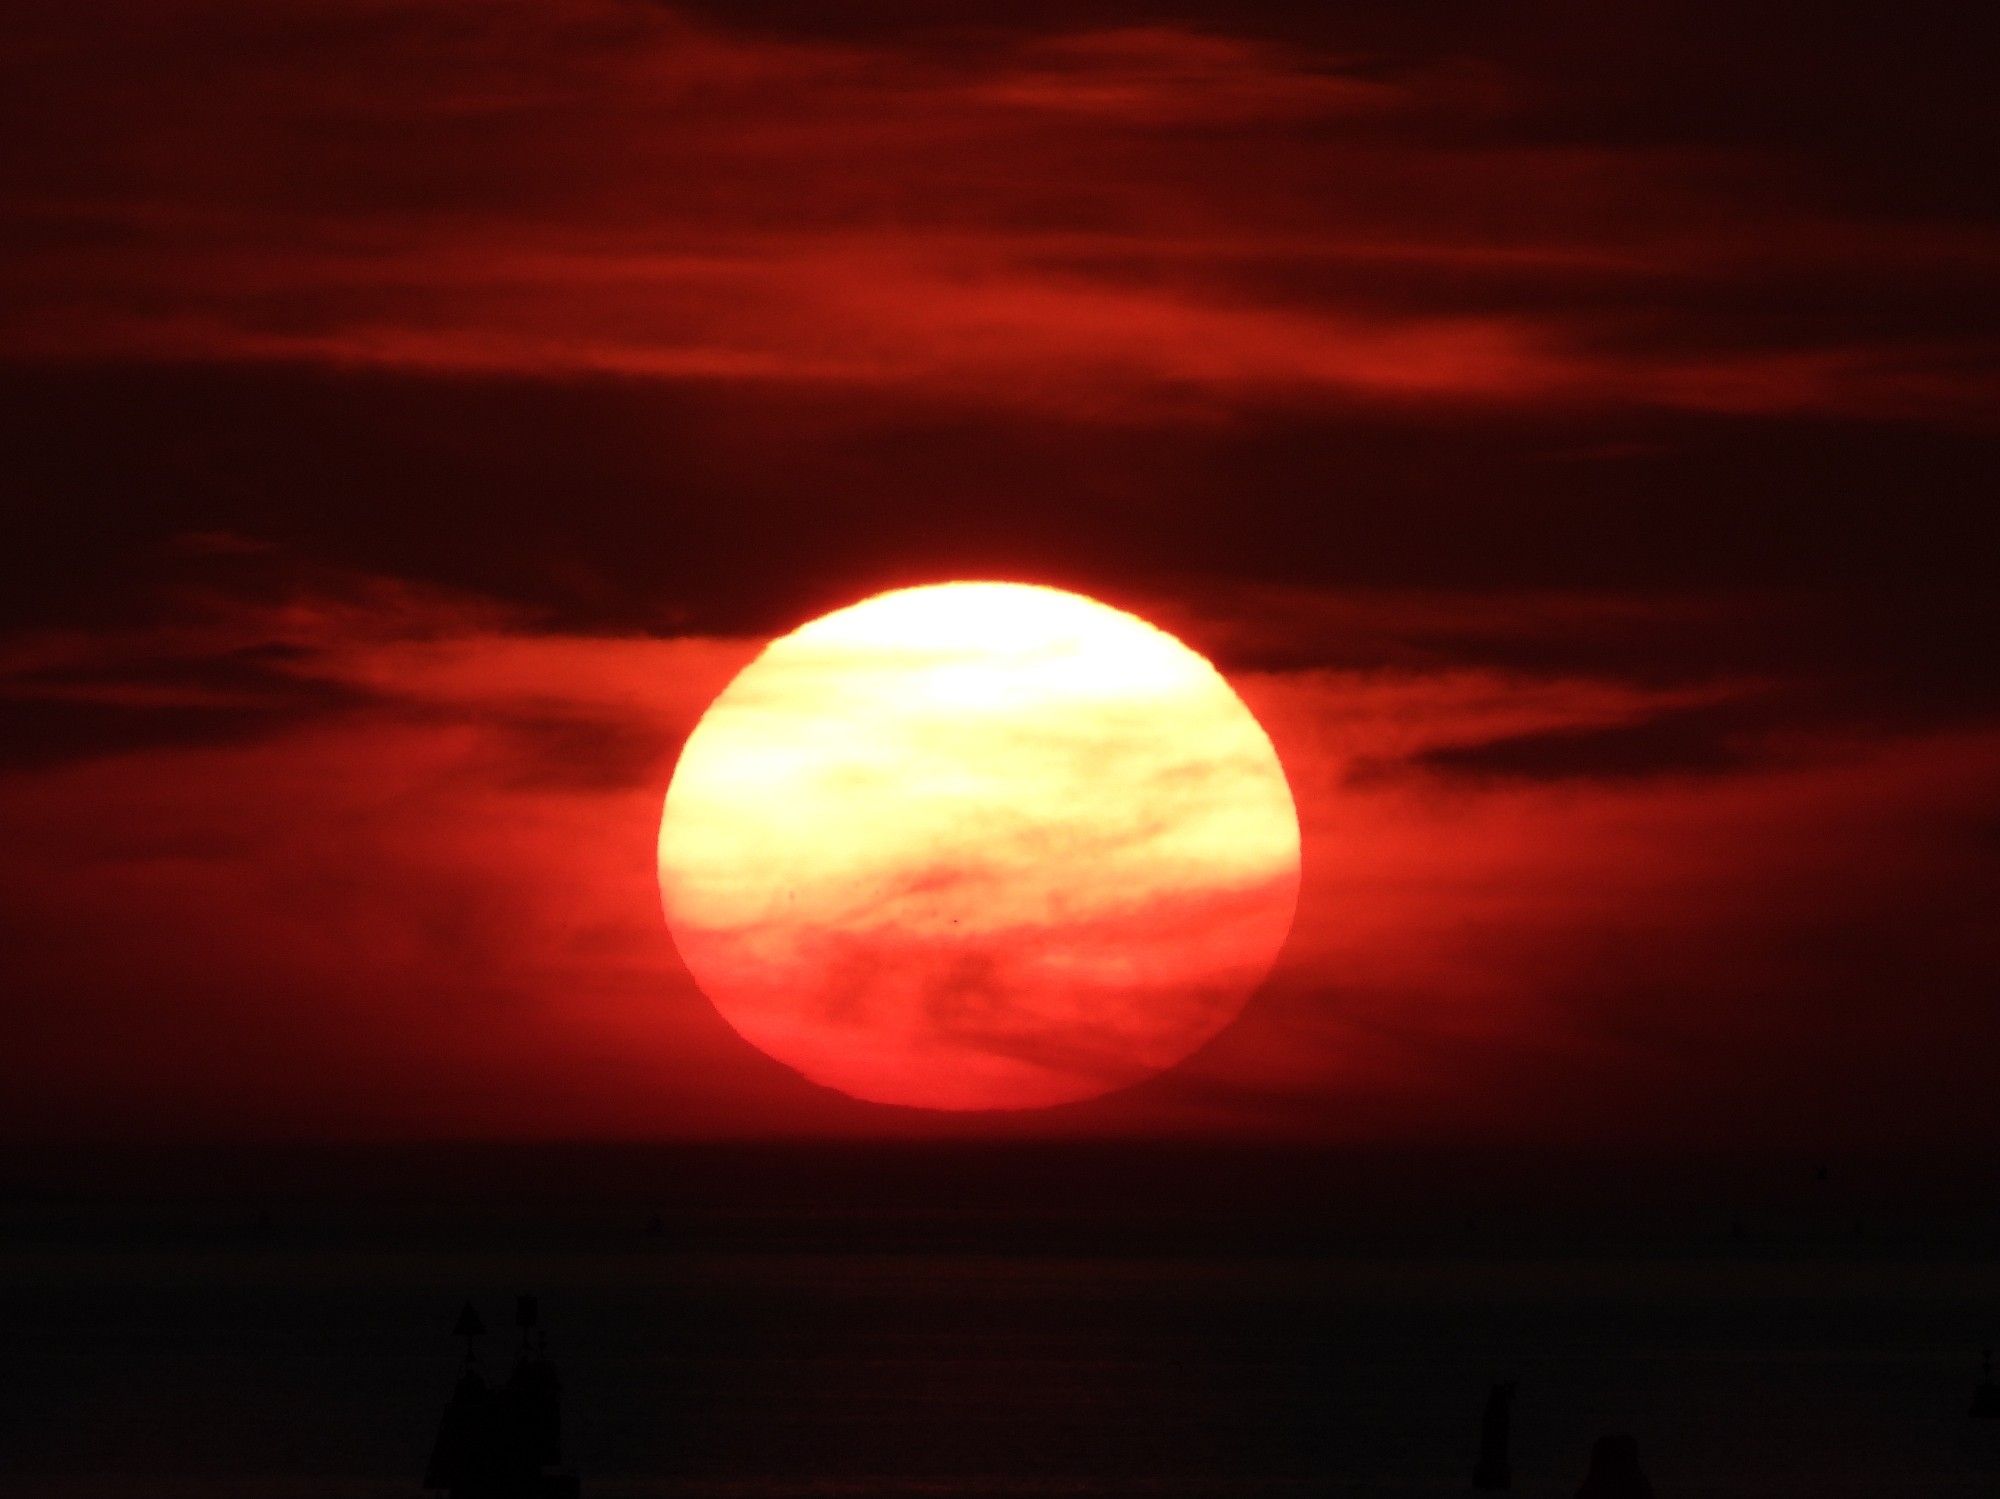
657,581 -> 1300,1111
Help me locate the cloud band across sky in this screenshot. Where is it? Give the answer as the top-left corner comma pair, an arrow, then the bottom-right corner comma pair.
3,552 -> 1995,1146
5,2 -> 1997,421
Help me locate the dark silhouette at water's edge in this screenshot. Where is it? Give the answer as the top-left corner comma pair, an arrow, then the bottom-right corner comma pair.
425,1295 -> 579,1499
1575,1432 -> 1655,1498
1472,1379 -> 1514,1490
1973,1348 -> 2000,1418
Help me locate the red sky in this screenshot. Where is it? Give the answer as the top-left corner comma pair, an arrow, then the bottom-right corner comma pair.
3,0 -> 1997,1149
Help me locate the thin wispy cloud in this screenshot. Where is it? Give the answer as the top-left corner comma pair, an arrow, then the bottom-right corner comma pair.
5,2 -> 1994,420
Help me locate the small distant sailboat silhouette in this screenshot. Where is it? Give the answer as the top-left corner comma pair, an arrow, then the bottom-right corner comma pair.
1575,1432 -> 1654,1498
1472,1380 -> 1514,1490
1972,1348 -> 2000,1418
424,1295 -> 581,1499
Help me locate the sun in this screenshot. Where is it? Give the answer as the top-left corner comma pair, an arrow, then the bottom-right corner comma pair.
657,582 -> 1300,1110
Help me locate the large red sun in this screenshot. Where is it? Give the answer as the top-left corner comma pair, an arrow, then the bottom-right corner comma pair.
657,582 -> 1300,1110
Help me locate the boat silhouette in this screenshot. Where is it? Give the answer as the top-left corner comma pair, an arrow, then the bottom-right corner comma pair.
424,1295 -> 580,1499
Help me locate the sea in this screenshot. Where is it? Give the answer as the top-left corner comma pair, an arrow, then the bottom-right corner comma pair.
5,1144 -> 1998,1498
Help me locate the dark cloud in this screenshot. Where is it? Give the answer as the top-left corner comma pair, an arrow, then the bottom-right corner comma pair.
0,685 -> 352,770
1403,702 -> 1762,784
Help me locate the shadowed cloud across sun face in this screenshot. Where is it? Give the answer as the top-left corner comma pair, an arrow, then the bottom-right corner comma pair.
657,583 -> 1301,1110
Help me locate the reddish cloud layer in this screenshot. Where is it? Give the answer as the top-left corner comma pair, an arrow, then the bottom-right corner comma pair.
5,558 -> 1994,1146
5,1 -> 1996,420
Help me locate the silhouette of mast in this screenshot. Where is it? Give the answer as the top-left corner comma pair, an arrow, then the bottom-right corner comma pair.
1575,1432 -> 1655,1498
424,1295 -> 580,1499
1472,1381 -> 1514,1491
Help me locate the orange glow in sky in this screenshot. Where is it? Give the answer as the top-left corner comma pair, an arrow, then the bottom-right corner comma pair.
657,582 -> 1301,1110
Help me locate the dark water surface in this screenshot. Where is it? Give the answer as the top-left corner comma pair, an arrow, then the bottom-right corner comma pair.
8,1238 -> 2000,1496
5,1149 -> 1999,1496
